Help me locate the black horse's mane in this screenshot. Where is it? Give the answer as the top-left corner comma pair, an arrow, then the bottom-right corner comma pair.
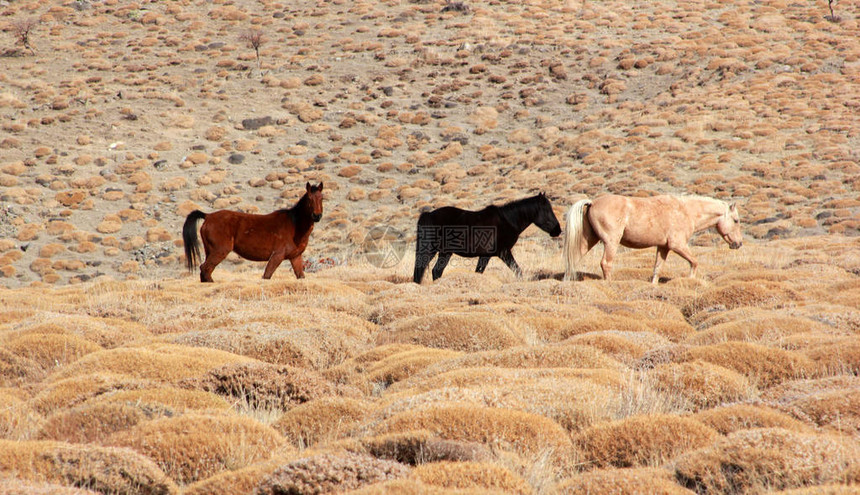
496,193 -> 547,228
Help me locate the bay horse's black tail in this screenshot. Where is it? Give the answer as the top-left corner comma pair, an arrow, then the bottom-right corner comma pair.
182,210 -> 207,271
413,211 -> 435,283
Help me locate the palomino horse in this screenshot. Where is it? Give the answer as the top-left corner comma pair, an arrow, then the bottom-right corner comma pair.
563,194 -> 742,283
183,182 -> 324,282
414,192 -> 562,283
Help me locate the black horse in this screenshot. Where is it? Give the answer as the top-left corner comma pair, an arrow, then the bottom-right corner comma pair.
413,193 -> 562,283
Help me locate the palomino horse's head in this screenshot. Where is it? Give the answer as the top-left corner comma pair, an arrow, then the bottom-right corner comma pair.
305,182 -> 324,222
535,192 -> 562,237
716,202 -> 743,249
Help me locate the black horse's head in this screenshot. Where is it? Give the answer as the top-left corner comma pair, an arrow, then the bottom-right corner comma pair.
534,192 -> 562,237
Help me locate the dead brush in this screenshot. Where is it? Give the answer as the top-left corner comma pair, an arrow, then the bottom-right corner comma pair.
7,17 -> 38,55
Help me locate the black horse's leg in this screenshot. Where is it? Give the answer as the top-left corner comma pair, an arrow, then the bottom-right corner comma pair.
475,256 -> 491,273
413,251 -> 435,284
431,253 -> 452,280
499,249 -> 522,278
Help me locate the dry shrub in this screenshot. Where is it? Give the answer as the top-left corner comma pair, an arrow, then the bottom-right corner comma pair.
254,452 -> 410,495
771,485 -> 860,494
30,373 -> 157,415
528,313 -> 654,342
420,343 -> 624,374
681,342 -> 817,387
13,316 -> 150,348
694,404 -> 813,435
683,282 -> 800,321
565,332 -> 651,365
686,315 -> 835,346
557,467 -> 695,495
0,347 -> 45,387
674,428 -> 860,494
341,478 -> 471,494
0,392 -> 41,441
274,397 -> 374,447
106,414 -> 285,484
0,439 -> 178,494
0,476 -> 100,494
184,457 -> 290,495
182,361 -> 340,410
761,376 -> 860,403
413,461 -> 531,494
785,303 -> 860,334
359,431 -> 493,465
375,404 -> 574,466
3,333 -> 102,370
326,345 -> 462,393
384,312 -> 525,352
802,339 -> 860,375
788,389 -> 860,435
572,414 -> 718,469
37,402 -> 146,444
392,367 -> 623,396
649,360 -> 752,410
86,387 -> 230,412
48,344 -> 253,384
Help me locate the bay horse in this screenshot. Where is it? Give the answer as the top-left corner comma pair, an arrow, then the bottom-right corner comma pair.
183,182 -> 324,282
563,194 -> 743,283
413,192 -> 562,283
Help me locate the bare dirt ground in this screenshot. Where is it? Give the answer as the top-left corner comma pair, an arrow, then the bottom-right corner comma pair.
0,0 -> 858,287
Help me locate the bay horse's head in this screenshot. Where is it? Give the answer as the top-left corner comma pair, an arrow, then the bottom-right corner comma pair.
717,202 -> 743,249
305,182 -> 324,222
535,192 -> 562,237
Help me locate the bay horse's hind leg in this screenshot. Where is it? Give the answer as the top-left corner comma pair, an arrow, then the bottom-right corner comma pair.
431,252 -> 452,280
288,255 -> 305,279
652,246 -> 670,284
499,249 -> 522,278
200,247 -> 230,282
475,256 -> 490,273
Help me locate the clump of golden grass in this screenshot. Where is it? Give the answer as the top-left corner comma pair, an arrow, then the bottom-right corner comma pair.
47,344 -> 253,384
254,452 -> 411,495
324,345 -> 462,393
415,343 -> 625,374
0,439 -> 178,494
0,476 -> 101,494
686,315 -> 837,346
29,373 -> 156,415
769,485 -> 860,495
680,341 -> 817,387
572,414 -> 718,469
566,331 -> 662,366
37,403 -> 146,444
383,312 -> 525,352
2,333 -> 102,370
787,389 -> 860,435
556,467 -> 695,495
106,413 -> 285,484
761,376 -> 860,403
86,387 -> 231,412
674,428 -> 860,494
683,282 -> 801,321
648,360 -> 752,410
358,431 -> 493,466
11,316 -> 151,349
0,348 -> 45,387
412,461 -> 531,494
0,389 -> 40,441
694,404 -> 813,435
373,404 -> 574,472
274,397 -> 374,447
182,361 -> 341,410
802,338 -> 860,376
183,456 -> 296,495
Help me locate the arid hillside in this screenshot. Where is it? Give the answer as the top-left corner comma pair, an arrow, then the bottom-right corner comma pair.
0,0 -> 858,286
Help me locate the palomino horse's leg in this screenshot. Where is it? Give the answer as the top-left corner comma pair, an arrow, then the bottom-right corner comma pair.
289,255 -> 305,279
475,256 -> 491,273
432,253 -> 452,280
652,246 -> 670,284
262,250 -> 286,279
669,244 -> 698,278
600,242 -> 618,281
499,249 -> 522,278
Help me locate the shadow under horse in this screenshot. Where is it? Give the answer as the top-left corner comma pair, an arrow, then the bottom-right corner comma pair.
183,182 -> 324,282
413,192 -> 562,283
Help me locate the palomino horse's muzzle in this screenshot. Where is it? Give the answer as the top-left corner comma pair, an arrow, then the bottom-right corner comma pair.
730,241 -> 742,249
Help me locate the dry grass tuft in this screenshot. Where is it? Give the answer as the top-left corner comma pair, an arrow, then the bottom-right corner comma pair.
0,439 -> 178,494
683,282 -> 801,321
359,431 -> 494,466
680,342 -> 817,387
2,333 -> 102,370
0,476 -> 100,494
412,461 -> 531,494
573,414 -> 718,469
769,485 -> 860,494
787,389 -> 860,435
0,348 -> 45,387
182,361 -> 341,410
674,428 -> 860,494
183,456 -> 297,495
557,467 -> 695,495
325,345 -> 462,393
383,312 -> 525,352
29,373 -> 157,415
37,403 -> 146,444
106,413 -> 285,484
274,397 -> 374,447
686,315 -> 836,346
802,339 -> 860,376
418,343 -> 625,374
254,452 -> 410,495
648,360 -> 752,410
694,404 -> 813,435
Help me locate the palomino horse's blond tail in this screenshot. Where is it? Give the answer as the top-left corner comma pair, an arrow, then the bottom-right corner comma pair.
563,199 -> 593,281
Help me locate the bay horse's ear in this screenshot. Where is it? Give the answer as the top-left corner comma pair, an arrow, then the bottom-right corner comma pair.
318,182 -> 323,191
306,181 -> 311,191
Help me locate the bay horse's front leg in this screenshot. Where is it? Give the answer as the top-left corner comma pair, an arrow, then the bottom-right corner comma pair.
262,250 -> 286,279
499,249 -> 522,278
652,246 -> 670,284
289,255 -> 305,279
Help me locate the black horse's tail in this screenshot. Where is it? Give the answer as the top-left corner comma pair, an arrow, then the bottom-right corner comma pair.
182,210 -> 207,271
413,211 -> 434,283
